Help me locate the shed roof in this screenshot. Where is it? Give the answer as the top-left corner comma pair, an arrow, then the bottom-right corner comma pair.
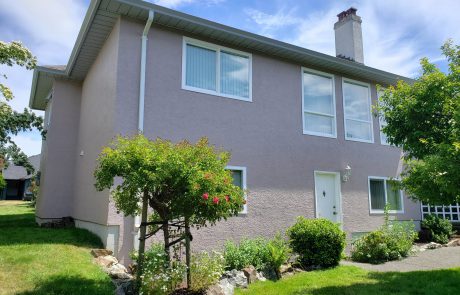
2,155 -> 41,180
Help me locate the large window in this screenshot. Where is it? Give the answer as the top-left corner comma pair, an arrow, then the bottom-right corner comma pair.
226,166 -> 247,214
343,79 -> 373,143
302,69 -> 336,137
182,38 -> 252,101
368,177 -> 403,213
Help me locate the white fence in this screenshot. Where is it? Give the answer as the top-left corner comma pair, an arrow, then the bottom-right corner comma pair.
421,204 -> 460,222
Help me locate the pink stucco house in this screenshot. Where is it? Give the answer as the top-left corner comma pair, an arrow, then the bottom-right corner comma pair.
30,0 -> 423,263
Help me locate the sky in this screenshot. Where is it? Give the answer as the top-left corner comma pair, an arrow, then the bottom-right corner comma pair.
0,0 -> 459,156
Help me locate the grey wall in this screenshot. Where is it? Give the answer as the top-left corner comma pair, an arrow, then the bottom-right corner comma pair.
35,80 -> 81,219
72,18 -> 121,226
114,18 -> 421,254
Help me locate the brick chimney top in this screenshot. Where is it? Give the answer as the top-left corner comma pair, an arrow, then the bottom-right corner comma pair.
337,7 -> 358,22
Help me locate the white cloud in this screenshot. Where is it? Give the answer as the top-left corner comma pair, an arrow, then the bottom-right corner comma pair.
245,1 -> 460,77
151,0 -> 224,9
0,0 -> 87,156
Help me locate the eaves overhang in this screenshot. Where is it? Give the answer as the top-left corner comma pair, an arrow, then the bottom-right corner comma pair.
29,0 -> 414,110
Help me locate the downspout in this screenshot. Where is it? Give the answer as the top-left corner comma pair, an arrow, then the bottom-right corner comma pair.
138,9 -> 154,133
134,9 -> 154,251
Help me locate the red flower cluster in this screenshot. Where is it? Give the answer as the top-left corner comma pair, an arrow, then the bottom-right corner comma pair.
225,195 -> 230,202
213,196 -> 219,204
202,193 -> 209,200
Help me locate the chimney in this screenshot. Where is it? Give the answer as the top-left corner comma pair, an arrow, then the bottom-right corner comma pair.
334,7 -> 364,63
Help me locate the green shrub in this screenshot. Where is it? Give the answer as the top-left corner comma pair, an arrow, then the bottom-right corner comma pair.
190,251 -> 225,292
266,233 -> 291,278
287,217 -> 346,268
224,237 -> 269,270
422,214 -> 453,244
141,243 -> 186,295
351,207 -> 418,264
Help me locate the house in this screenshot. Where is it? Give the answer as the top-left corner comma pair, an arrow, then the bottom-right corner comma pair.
29,0 -> 423,263
1,155 -> 40,201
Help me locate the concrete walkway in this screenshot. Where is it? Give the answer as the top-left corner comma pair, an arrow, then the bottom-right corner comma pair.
342,247 -> 460,272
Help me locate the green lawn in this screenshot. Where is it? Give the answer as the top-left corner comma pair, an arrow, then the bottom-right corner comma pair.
236,265 -> 460,295
0,201 -> 114,295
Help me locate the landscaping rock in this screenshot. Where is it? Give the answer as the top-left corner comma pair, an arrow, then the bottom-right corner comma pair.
280,263 -> 293,274
447,239 -> 460,247
242,265 -> 258,284
94,255 -> 118,268
91,249 -> 113,257
207,279 -> 234,295
222,270 -> 248,288
426,242 -> 443,249
107,263 -> 133,280
256,271 -> 266,282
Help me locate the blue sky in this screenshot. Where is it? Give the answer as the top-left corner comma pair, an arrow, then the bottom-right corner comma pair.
0,0 -> 459,156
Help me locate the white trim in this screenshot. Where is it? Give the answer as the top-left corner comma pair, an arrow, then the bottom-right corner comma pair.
313,171 -> 343,226
342,78 -> 374,143
226,165 -> 248,214
182,37 -> 253,102
368,176 -> 404,214
301,68 -> 337,138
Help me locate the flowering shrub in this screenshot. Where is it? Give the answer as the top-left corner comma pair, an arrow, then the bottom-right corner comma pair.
190,251 -> 225,291
287,217 -> 346,268
140,244 -> 186,295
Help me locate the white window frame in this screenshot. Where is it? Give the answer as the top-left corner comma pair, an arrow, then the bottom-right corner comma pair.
226,165 -> 248,214
342,78 -> 374,143
301,68 -> 337,138
368,176 -> 404,214
182,37 -> 253,102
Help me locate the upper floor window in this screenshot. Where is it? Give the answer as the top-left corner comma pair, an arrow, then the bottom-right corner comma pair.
368,177 -> 404,213
343,79 -> 373,143
182,37 -> 252,102
226,165 -> 247,214
302,69 -> 336,138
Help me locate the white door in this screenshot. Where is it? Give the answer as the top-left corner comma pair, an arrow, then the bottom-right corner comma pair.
314,172 -> 341,223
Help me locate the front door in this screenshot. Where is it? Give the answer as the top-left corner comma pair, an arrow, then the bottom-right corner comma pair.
314,172 -> 341,223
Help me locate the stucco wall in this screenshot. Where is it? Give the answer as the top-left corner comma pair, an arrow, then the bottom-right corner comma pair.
35,80 -> 81,219
72,18 -> 121,226
113,18 -> 421,254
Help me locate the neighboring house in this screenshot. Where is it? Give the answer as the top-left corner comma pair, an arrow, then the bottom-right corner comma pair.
29,0 -> 422,263
0,155 -> 40,200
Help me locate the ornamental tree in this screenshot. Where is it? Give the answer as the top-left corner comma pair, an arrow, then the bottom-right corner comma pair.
94,135 -> 245,288
0,41 -> 44,188
378,40 -> 460,205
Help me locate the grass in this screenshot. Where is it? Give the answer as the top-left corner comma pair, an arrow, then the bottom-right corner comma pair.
236,265 -> 460,295
0,201 -> 114,295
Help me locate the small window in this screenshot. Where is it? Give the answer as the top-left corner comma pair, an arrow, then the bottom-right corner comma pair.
369,177 -> 403,213
226,166 -> 247,214
343,79 -> 373,143
46,99 -> 52,128
302,69 -> 336,137
183,38 -> 252,101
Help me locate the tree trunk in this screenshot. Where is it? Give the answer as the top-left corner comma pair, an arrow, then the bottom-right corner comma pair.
163,221 -> 171,263
185,217 -> 191,289
136,189 -> 149,291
